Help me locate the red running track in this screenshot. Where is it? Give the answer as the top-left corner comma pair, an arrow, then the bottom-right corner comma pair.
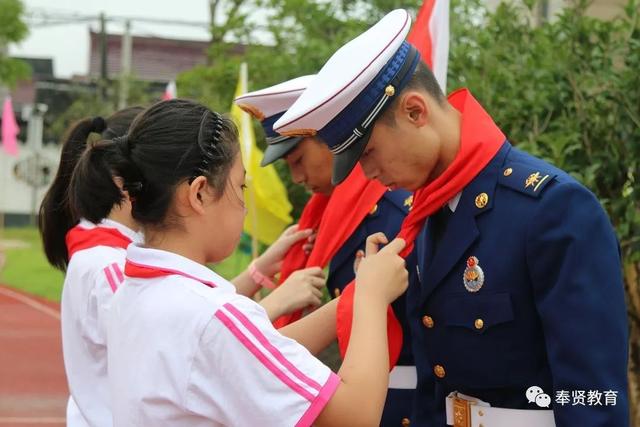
0,285 -> 67,426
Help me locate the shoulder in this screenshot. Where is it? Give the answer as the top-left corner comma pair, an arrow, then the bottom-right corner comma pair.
498,146 -> 594,204
380,188 -> 414,214
66,246 -> 126,288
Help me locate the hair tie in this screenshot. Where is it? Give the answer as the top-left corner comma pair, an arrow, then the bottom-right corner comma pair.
113,134 -> 131,156
91,116 -> 107,134
123,181 -> 144,198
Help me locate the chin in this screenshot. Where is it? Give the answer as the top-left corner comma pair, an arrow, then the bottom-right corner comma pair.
318,186 -> 333,196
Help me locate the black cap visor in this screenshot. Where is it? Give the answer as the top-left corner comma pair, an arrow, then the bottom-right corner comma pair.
331,125 -> 373,185
260,137 -> 303,166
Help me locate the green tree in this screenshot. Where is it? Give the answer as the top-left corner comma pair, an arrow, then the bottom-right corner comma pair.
179,0 -> 422,218
181,0 -> 640,417
49,77 -> 156,143
448,0 -> 639,421
0,0 -> 30,88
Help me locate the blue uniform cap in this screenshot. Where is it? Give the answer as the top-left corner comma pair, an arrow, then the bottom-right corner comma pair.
274,9 -> 420,184
234,75 -> 315,166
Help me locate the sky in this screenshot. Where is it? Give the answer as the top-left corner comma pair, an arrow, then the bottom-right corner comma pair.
9,0 -> 213,78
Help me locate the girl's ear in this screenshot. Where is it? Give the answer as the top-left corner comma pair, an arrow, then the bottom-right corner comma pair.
112,176 -> 131,202
112,176 -> 125,190
187,176 -> 209,215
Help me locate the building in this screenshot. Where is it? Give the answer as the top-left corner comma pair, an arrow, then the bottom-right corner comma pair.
87,31 -> 229,82
485,0 -> 628,23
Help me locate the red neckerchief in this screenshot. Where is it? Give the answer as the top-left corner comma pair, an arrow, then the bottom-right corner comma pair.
65,223 -> 133,259
336,89 -> 506,368
274,164 -> 386,328
124,259 -> 219,288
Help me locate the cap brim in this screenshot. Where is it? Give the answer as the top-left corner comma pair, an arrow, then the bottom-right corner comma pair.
260,137 -> 302,166
331,127 -> 372,185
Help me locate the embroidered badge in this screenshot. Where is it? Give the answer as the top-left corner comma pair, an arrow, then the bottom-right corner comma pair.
463,256 -> 484,292
525,171 -> 550,192
525,172 -> 541,188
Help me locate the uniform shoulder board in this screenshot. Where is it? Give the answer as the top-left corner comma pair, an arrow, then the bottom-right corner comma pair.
498,163 -> 557,198
383,190 -> 413,213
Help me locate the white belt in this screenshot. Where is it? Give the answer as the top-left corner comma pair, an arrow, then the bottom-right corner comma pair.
388,365 -> 417,389
446,392 -> 556,427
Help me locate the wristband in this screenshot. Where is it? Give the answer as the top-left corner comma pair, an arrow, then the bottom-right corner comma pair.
249,261 -> 277,290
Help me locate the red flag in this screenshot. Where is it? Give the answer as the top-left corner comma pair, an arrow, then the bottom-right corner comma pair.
407,0 -> 450,91
162,80 -> 177,100
2,97 -> 20,156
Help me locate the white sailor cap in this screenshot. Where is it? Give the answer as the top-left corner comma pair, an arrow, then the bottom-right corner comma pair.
273,9 -> 421,184
234,74 -> 316,166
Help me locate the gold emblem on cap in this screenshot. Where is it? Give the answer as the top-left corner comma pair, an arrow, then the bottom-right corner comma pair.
475,193 -> 489,209
237,103 -> 265,121
385,85 -> 395,97
503,167 -> 513,176
279,128 -> 317,137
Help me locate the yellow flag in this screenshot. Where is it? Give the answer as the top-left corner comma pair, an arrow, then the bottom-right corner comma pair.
230,63 -> 293,247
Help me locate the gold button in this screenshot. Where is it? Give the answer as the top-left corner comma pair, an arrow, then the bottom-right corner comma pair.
478,410 -> 484,416
475,192 -> 489,209
474,318 -> 484,329
334,288 -> 341,298
422,315 -> 434,328
401,418 -> 411,427
434,364 -> 446,378
385,85 -> 395,97
503,167 -> 513,176
369,203 -> 379,215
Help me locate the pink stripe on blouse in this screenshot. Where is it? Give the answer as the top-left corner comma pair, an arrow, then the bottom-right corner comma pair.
214,309 -> 315,402
111,263 -> 124,282
224,303 -> 322,391
103,266 -> 118,292
296,373 -> 341,427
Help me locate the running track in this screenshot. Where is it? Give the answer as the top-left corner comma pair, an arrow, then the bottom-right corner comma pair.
0,285 -> 66,426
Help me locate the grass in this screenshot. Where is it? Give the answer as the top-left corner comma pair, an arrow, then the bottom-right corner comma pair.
0,227 -> 253,302
0,227 -> 342,368
0,227 -> 65,301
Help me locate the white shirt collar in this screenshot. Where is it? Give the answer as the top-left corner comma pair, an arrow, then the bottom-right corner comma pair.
126,243 -> 235,291
447,192 -> 462,213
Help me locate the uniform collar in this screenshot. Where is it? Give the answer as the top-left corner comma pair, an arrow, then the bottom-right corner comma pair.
447,193 -> 462,212
125,244 -> 235,291
443,88 -> 502,214
78,218 -> 143,244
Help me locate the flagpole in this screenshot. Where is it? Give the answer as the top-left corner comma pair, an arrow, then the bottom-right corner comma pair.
239,63 -> 260,262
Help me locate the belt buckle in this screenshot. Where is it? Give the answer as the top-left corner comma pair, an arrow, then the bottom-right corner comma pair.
452,396 -> 471,427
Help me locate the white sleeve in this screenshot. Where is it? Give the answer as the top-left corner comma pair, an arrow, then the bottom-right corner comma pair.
185,296 -> 340,427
